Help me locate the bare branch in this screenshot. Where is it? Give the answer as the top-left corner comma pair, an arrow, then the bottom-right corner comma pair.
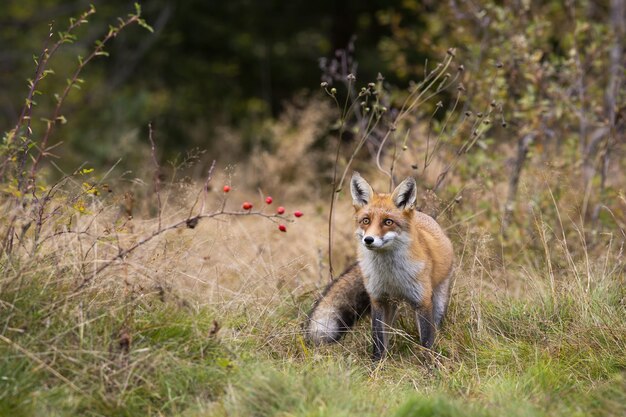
148,123 -> 162,231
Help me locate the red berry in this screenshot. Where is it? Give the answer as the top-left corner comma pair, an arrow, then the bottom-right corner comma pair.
294,211 -> 303,218
223,185 -> 231,193
242,202 -> 252,210
265,196 -> 273,204
278,224 -> 287,232
277,206 -> 285,215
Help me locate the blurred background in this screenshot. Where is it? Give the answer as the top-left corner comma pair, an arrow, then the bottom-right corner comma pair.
0,0 -> 623,227
1,0 -> 430,168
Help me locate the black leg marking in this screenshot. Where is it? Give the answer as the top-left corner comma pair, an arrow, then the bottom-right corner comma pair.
417,306 -> 436,349
371,306 -> 386,361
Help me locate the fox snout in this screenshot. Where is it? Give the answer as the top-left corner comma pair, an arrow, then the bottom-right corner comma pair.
362,235 -> 381,249
359,232 -> 397,250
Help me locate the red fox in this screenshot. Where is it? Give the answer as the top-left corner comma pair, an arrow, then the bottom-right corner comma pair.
307,173 -> 454,360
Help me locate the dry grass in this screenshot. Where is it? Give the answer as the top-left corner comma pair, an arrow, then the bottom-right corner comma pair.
1,158 -> 624,417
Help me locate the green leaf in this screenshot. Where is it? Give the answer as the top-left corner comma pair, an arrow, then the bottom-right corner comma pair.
138,19 -> 154,33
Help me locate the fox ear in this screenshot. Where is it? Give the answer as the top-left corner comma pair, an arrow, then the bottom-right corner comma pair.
350,172 -> 373,208
391,177 -> 417,210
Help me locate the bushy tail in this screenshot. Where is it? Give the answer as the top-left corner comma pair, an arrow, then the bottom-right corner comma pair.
306,263 -> 370,344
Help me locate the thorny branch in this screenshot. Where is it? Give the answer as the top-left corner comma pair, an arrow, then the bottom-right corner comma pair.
77,207 -> 292,291
1,6 -> 96,183
28,12 -> 144,183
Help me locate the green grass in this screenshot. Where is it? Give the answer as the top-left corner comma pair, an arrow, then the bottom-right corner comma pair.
1,254 -> 624,417
0,272 -> 231,416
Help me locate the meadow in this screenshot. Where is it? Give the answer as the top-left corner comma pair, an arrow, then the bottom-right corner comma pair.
2,110 -> 624,416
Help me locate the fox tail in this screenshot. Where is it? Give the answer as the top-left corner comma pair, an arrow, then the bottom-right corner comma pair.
306,263 -> 370,344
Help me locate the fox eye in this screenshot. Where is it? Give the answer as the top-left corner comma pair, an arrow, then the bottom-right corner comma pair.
383,219 -> 394,226
361,218 -> 370,225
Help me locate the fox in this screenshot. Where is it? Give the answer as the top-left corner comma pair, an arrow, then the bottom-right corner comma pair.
307,172 -> 454,360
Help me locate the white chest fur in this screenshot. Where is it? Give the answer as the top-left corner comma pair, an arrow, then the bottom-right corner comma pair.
359,244 -> 424,306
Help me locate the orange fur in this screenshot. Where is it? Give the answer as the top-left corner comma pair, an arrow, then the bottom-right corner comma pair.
354,194 -> 454,308
351,172 -> 454,359
306,173 -> 454,360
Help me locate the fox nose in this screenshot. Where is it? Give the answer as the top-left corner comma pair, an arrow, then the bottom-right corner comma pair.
363,236 -> 374,245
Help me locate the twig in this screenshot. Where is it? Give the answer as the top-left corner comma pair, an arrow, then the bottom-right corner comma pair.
188,160 -> 216,217
75,208 -> 291,291
326,77 -> 356,279
148,123 -> 162,231
424,88 -> 464,172
501,133 -> 535,235
2,6 -> 96,183
374,53 -> 456,183
28,9 -> 145,182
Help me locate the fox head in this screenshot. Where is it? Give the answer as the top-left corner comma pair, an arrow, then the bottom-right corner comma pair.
350,172 -> 417,251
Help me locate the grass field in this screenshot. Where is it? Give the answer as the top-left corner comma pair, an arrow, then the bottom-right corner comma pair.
1,176 -> 624,417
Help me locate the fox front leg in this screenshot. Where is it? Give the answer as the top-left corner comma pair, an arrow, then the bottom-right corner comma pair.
416,304 -> 436,349
371,300 -> 397,361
